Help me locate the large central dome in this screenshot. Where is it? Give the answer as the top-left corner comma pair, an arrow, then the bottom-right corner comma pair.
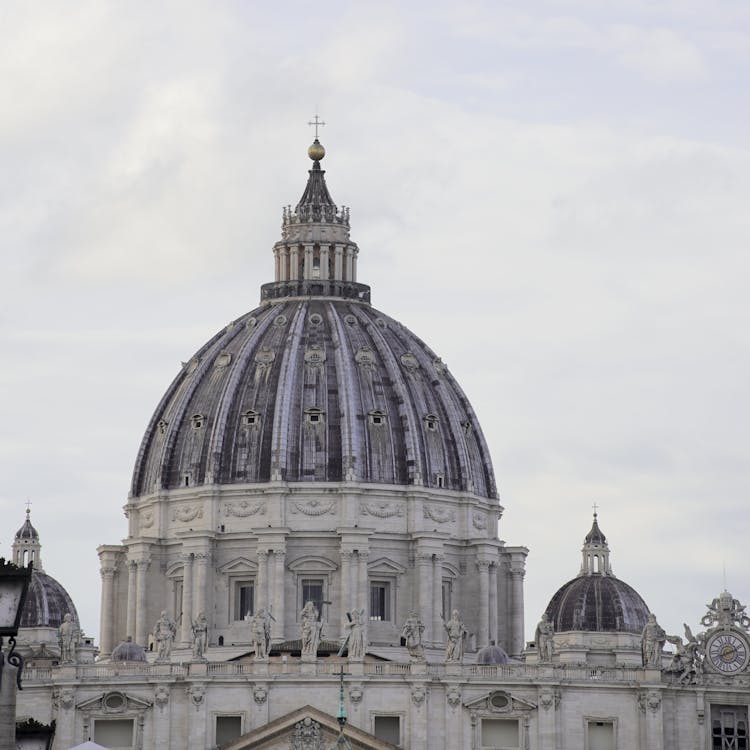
130,140 -> 496,500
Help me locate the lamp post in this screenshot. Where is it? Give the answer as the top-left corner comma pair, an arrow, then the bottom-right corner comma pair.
0,558 -> 33,750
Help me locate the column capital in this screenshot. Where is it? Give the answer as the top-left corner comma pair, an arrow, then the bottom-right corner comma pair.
476,560 -> 492,572
510,567 -> 526,579
258,550 -> 270,561
100,566 -> 116,579
180,552 -> 194,564
272,548 -> 286,558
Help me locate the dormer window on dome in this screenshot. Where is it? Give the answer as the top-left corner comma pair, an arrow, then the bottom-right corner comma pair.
242,410 -> 260,427
191,414 -> 206,430
368,410 -> 386,426
424,414 -> 439,432
305,408 -> 324,425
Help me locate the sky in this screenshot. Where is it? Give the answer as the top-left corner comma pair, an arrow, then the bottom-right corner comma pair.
1,0 -> 749,646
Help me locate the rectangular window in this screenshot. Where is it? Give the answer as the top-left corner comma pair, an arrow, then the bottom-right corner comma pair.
587,721 -> 615,750
370,581 -> 391,621
441,579 -> 452,620
216,715 -> 243,746
301,579 -> 324,615
712,705 -> 748,750
481,718 -> 519,749
374,716 -> 400,746
94,719 -> 134,748
233,581 -> 255,621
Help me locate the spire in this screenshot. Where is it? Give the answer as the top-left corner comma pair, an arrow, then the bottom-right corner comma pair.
12,505 -> 44,572
579,510 -> 611,576
263,122 -> 369,303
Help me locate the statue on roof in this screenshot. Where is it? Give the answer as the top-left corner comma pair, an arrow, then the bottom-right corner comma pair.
154,610 -> 177,662
641,613 -> 666,668
444,609 -> 467,663
401,611 -> 425,661
535,612 -> 555,663
58,613 -> 79,664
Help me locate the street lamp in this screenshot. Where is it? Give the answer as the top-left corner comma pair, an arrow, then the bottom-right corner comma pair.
15,718 -> 56,750
0,558 -> 33,750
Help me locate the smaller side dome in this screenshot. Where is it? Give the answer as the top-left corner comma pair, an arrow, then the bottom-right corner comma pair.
111,637 -> 147,662
15,508 -> 39,541
477,642 -> 510,665
20,571 -> 79,629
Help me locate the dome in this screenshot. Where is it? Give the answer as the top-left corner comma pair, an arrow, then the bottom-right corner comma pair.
477,643 -> 510,664
111,637 -> 147,662
20,570 -> 79,630
15,509 -> 39,541
543,513 -> 650,634
129,140 -> 496,501
545,574 -> 650,634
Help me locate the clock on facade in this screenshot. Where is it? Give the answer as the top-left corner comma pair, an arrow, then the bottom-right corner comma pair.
706,631 -> 750,674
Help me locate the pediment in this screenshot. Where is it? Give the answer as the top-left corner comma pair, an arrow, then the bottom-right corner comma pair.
219,556 -> 259,574
288,556 -> 338,573
464,689 -> 537,712
367,557 -> 406,576
216,705 -> 398,750
77,690 -> 152,713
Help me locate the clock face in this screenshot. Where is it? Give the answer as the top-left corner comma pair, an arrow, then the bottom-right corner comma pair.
707,632 -> 750,674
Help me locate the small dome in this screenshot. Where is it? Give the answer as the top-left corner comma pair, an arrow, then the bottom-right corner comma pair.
545,575 -> 650,634
584,514 -> 606,544
15,509 -> 39,541
20,570 -> 79,629
111,637 -> 147,662
477,643 -> 510,664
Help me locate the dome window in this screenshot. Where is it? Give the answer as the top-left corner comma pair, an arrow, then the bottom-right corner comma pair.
436,473 -> 445,489
424,414 -> 439,432
157,419 -> 168,435
305,408 -> 324,425
242,410 -> 260,427
368,410 -> 386,426
191,414 -> 206,430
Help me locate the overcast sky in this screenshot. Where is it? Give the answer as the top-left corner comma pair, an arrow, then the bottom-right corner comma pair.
1,0 -> 749,646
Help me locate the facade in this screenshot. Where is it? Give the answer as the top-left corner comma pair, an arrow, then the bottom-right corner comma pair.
13,138 -> 750,750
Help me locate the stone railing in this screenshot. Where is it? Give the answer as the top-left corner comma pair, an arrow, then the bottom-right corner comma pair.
22,660 -> 645,684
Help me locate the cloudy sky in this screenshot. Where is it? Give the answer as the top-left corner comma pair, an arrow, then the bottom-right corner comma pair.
1,0 -> 749,645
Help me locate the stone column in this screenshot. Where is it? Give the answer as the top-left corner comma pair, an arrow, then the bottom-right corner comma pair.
432,555 -> 443,646
352,250 -> 358,282
320,245 -> 330,280
181,553 -> 194,646
303,244 -> 313,279
290,246 -> 299,280
477,560 -> 491,647
193,552 -> 209,622
357,551 -> 369,612
135,558 -> 150,647
257,550 -> 269,613
99,566 -> 116,656
280,246 -> 289,281
345,247 -> 354,281
340,551 -> 353,615
274,249 -> 280,280
489,562 -> 498,645
334,244 -> 343,280
510,566 -> 525,657
126,560 -> 137,640
273,548 -> 286,640
417,553 -> 433,643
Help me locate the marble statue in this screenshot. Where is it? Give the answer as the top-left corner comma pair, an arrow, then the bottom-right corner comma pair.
401,611 -> 425,660
153,610 -> 177,662
641,613 -> 666,668
251,608 -> 272,659
300,601 -> 321,657
58,613 -> 79,664
535,612 -> 555,662
444,609 -> 467,663
344,607 -> 365,660
191,611 -> 208,659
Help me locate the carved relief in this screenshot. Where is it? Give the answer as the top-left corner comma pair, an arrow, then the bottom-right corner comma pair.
187,684 -> 205,710
412,685 -> 427,705
349,685 -> 363,704
360,502 -> 404,519
253,684 -> 268,705
446,686 -> 461,708
215,352 -> 232,368
423,504 -> 456,524
172,505 -> 203,523
355,346 -> 376,369
539,687 -> 560,711
290,499 -> 336,516
472,512 -> 487,531
638,690 -> 662,713
289,717 -> 323,750
400,352 -> 420,373
141,510 -> 154,529
154,685 -> 170,711
304,346 -> 326,368
254,348 -> 276,385
224,501 -> 266,518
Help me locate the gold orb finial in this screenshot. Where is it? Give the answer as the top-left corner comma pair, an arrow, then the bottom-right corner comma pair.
308,139 -> 325,161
